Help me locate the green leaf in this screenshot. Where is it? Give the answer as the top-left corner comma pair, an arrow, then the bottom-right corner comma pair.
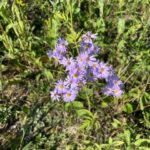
22,142 -> 33,150
124,130 -> 131,146
0,0 -> 7,9
65,101 -> 84,111
123,103 -> 133,113
72,101 -> 84,109
119,0 -> 125,8
118,18 -> 125,35
139,147 -> 150,150
76,109 -> 93,118
101,101 -> 108,108
113,141 -> 124,147
80,120 -> 91,130
43,69 -> 53,80
98,0 -> 104,17
6,22 -> 15,33
109,137 -> 113,144
99,144 -> 109,148
139,98 -> 144,111
111,119 -> 121,128
94,144 -> 102,150
118,40 -> 126,49
134,139 -> 150,146
74,8 -> 80,14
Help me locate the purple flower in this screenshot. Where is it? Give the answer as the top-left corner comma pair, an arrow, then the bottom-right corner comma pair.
50,89 -> 60,101
76,52 -> 96,67
59,57 -> 77,71
82,31 -> 97,44
76,53 -> 86,67
63,89 -> 78,102
49,32 -> 124,102
55,80 -> 67,94
59,57 -> 74,67
47,50 -> 53,58
87,45 -> 100,55
107,65 -> 116,78
102,85 -> 113,96
88,60 -> 99,70
86,68 -> 97,81
52,49 -> 66,60
56,38 -> 68,52
94,62 -> 110,79
64,76 -> 79,90
80,42 -> 93,53
102,83 -> 123,97
69,68 -> 84,82
79,42 -> 100,55
112,86 -> 123,97
107,75 -> 124,88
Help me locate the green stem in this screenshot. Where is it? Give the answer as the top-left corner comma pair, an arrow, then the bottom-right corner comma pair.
86,92 -> 91,111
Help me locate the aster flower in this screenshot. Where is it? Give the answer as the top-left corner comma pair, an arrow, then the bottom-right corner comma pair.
102,85 -> 113,96
59,57 -> 75,67
64,75 -> 79,90
112,86 -> 123,97
107,75 -> 124,88
76,53 -> 86,67
86,67 -> 97,81
63,89 -> 78,102
88,60 -> 99,69
80,42 -> 93,52
76,52 -> 96,67
50,89 -> 60,101
94,62 -> 110,79
59,57 -> 77,71
102,83 -> 123,97
48,32 -> 124,102
69,68 -> 84,82
55,80 -> 67,94
56,37 -> 68,52
47,50 -> 53,59
87,45 -> 100,55
52,49 -> 66,60
82,31 -> 97,44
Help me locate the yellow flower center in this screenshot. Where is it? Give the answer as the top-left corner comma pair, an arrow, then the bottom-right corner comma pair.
73,74 -> 78,78
59,84 -> 64,89
92,64 -> 96,69
99,68 -> 104,73
67,93 -> 71,97
114,90 -> 118,94
67,61 -> 71,65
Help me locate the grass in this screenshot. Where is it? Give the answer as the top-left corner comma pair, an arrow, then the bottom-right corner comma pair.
0,0 -> 150,149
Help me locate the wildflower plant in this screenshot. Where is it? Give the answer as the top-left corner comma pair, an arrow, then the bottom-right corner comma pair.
48,32 -> 124,102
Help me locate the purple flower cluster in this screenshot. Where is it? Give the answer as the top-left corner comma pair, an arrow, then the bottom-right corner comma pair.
48,32 -> 124,102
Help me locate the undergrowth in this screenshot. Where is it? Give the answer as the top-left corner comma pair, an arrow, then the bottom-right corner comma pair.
0,0 -> 150,149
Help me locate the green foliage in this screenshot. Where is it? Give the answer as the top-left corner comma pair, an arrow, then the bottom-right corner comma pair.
0,0 -> 150,149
